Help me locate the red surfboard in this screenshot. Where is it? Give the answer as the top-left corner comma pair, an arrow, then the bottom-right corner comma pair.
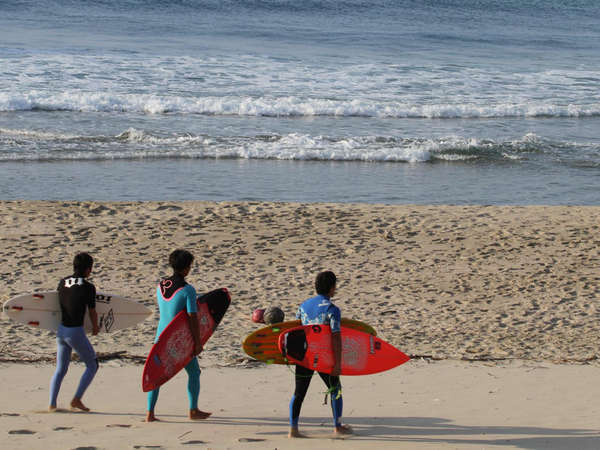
142,288 -> 230,392
278,324 -> 409,376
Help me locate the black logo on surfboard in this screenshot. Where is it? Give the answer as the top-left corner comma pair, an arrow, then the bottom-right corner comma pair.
95,294 -> 112,304
99,309 -> 115,332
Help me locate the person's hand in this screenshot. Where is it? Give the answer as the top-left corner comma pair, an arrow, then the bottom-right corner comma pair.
331,363 -> 341,377
92,325 -> 100,336
194,340 -> 203,356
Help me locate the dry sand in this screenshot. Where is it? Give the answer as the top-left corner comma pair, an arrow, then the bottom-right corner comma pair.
1,201 -> 599,449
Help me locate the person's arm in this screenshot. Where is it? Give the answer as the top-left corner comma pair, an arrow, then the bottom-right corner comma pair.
187,312 -> 203,356
185,285 -> 202,356
88,284 -> 99,335
89,308 -> 99,335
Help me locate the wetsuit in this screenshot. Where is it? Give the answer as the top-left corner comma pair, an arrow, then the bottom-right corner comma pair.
289,294 -> 343,428
147,274 -> 200,412
49,275 -> 98,407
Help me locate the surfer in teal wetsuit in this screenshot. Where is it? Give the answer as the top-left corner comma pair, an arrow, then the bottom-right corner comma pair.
288,271 -> 353,438
146,249 -> 211,422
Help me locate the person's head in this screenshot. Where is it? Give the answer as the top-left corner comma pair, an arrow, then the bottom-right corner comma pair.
315,270 -> 337,297
169,249 -> 194,277
73,252 -> 94,278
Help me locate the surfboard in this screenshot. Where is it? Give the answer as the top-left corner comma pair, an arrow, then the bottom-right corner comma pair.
142,288 -> 231,392
279,324 -> 409,376
242,318 -> 376,365
2,291 -> 152,334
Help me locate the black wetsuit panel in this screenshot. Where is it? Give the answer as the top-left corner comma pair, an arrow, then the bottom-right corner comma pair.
158,274 -> 188,299
57,275 -> 96,327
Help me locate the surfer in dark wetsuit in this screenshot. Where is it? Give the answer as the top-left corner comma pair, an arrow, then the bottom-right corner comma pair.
145,249 -> 211,422
288,271 -> 353,437
49,252 -> 99,412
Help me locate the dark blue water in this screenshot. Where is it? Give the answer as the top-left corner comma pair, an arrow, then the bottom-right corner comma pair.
1,0 -> 599,204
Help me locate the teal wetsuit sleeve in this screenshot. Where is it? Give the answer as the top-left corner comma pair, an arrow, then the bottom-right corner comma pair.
329,305 -> 341,333
185,285 -> 198,313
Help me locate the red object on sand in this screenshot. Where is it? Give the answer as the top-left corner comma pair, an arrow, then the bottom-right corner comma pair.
252,308 -> 265,323
278,324 -> 410,376
142,288 -> 231,392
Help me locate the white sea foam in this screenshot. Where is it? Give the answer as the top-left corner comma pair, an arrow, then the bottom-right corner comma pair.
1,92 -> 599,119
0,128 -> 572,163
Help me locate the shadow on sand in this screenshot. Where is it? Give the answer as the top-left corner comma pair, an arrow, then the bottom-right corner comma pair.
207,415 -> 600,449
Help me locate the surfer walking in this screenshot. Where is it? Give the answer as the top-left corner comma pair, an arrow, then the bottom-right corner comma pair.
49,252 -> 99,412
146,249 -> 211,422
288,270 -> 353,437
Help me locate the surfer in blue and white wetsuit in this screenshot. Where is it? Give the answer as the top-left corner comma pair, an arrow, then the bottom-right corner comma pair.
146,249 -> 211,422
288,270 -> 353,437
49,252 -> 99,412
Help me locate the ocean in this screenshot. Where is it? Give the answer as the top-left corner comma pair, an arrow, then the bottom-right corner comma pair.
1,0 -> 599,204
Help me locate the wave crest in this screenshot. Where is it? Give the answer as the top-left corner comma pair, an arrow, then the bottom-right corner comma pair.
1,92 -> 599,119
3,128 -> 595,164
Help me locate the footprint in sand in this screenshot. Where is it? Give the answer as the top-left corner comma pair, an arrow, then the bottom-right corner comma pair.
53,426 -> 73,431
106,424 -> 132,428
0,413 -> 20,417
237,437 -> 266,442
8,429 -> 36,435
72,447 -> 99,450
182,441 -> 206,445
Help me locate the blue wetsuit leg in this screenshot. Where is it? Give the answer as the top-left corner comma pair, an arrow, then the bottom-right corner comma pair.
67,326 -> 98,399
146,358 -> 200,412
289,364 -> 314,427
318,372 -> 342,427
49,325 -> 98,406
147,388 -> 159,412
49,328 -> 72,407
184,357 -> 201,410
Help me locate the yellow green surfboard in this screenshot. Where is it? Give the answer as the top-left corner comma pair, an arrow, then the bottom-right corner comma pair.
243,318 -> 376,365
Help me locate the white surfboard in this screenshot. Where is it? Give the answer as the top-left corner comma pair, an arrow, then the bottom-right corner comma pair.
3,291 -> 152,334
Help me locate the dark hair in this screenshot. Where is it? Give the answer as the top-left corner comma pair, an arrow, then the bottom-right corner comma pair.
169,249 -> 194,274
315,271 -> 336,295
73,252 -> 94,276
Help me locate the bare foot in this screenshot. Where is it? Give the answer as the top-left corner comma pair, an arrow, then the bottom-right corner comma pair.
48,405 -> 57,413
189,408 -> 211,420
145,411 -> 160,422
70,398 -> 90,412
288,427 -> 307,438
334,424 -> 353,436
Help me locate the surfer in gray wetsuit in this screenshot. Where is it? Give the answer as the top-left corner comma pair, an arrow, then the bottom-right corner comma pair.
49,252 -> 99,412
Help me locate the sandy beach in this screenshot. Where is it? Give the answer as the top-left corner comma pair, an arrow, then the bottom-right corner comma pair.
1,200 -> 599,449
2,360 -> 600,450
